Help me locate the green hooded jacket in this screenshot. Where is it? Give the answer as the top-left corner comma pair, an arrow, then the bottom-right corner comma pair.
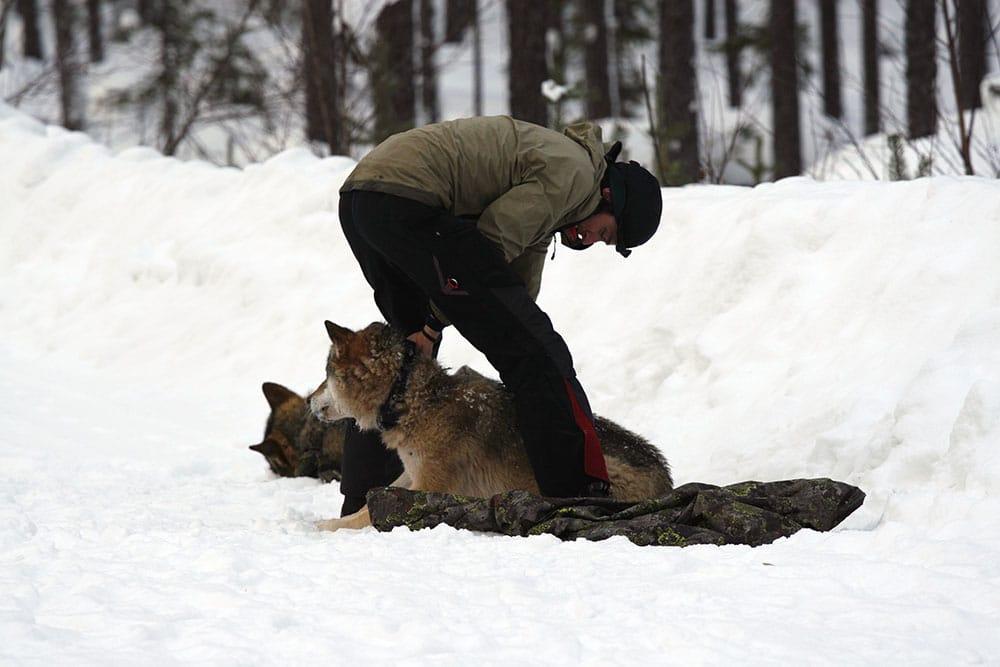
340,115 -> 608,300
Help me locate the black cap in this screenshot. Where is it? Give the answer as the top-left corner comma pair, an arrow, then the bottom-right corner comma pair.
604,143 -> 663,257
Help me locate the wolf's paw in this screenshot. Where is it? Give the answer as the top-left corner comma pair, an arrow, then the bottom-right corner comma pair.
314,518 -> 345,532
314,506 -> 372,532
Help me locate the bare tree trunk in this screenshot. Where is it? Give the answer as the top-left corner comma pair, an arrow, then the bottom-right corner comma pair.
0,1 -> 11,69
942,0 -> 975,173
581,0 -> 611,119
506,0 -> 548,126
86,0 -> 103,62
137,0 -> 154,24
723,0 -> 741,108
373,0 -> 415,142
17,0 -> 43,59
420,0 -> 439,123
445,0 -> 474,43
862,0 -> 880,135
770,0 -> 801,178
906,0 -> 937,139
472,0 -> 481,115
704,0 -> 716,40
603,0 -> 621,118
658,0 -> 699,184
820,0 -> 842,119
303,0 -> 345,154
958,0 -> 986,109
156,1 -> 181,153
547,2 -> 569,126
52,0 -> 85,130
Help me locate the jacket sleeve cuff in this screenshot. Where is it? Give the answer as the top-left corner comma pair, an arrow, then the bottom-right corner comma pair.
425,311 -> 448,332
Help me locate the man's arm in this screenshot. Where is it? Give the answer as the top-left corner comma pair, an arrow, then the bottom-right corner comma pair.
475,180 -> 560,262
509,244 -> 548,301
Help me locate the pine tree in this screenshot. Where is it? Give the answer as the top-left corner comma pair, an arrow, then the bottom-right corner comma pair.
906,0 -> 937,139
820,0 -> 842,119
862,0 -> 880,135
703,0 -> 716,40
373,0 -> 416,142
420,0 -> 439,123
52,0 -> 85,130
958,0 -> 986,109
507,0 -> 549,126
87,0 -> 104,63
723,0 -> 741,108
303,0 -> 345,154
769,0 -> 801,177
445,0 -> 475,43
17,0 -> 43,59
580,0 -> 612,119
657,0 -> 699,184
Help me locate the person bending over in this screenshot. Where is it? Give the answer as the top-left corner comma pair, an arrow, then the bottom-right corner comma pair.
335,115 -> 662,514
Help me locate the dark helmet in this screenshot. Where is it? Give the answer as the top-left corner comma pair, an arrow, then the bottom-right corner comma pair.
604,141 -> 663,257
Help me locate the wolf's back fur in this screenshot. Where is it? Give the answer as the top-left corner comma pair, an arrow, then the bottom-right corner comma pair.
310,321 -> 673,531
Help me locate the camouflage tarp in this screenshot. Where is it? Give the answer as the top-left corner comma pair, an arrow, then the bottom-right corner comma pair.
366,479 -> 865,547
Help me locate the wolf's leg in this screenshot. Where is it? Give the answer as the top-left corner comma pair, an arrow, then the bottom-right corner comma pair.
389,469 -> 413,489
316,505 -> 371,531
314,470 -> 413,532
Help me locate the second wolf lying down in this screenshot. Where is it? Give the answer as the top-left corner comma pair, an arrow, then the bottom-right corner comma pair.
310,321 -> 673,531
248,381 -> 347,482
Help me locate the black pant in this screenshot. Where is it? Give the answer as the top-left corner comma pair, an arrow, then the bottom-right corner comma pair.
338,190 -> 608,505
338,424 -> 403,516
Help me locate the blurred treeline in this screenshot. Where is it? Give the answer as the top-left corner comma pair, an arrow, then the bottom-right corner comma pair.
1,0 -> 997,181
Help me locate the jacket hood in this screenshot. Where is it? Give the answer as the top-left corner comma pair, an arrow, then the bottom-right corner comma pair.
561,122 -> 609,180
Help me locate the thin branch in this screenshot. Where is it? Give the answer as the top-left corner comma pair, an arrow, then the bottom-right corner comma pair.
640,54 -> 665,183
164,0 -> 261,155
940,0 -> 975,174
3,65 -> 59,105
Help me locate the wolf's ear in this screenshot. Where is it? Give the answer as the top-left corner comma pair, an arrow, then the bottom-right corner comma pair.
325,320 -> 353,345
249,440 -> 282,456
249,440 -> 292,474
262,382 -> 297,409
249,440 -> 290,465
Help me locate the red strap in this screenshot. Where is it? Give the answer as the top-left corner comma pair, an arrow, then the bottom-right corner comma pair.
563,380 -> 609,483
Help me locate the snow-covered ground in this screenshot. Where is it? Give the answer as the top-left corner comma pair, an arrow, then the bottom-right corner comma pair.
3,102 -> 1000,664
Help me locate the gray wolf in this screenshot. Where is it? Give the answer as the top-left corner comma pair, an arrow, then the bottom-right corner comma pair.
310,321 -> 673,531
249,382 -> 348,482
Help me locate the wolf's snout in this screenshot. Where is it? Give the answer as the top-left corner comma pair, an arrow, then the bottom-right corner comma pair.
309,387 -> 347,423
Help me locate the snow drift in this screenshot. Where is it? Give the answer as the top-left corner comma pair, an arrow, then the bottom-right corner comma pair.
2,104 -> 999,664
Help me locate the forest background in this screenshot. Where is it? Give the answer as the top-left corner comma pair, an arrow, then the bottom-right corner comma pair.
3,0 -> 999,185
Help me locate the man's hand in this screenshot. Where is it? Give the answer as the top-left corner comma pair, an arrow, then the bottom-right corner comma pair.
407,325 -> 441,358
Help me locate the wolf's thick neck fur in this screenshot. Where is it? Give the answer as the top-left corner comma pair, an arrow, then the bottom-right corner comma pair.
376,339 -> 418,430
332,324 -> 457,434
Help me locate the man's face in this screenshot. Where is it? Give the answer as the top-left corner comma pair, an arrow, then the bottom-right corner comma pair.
561,211 -> 618,249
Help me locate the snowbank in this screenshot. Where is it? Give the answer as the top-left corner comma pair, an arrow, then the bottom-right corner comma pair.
2,104 -> 999,664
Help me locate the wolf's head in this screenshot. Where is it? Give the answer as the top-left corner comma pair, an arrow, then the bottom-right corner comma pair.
249,382 -> 308,476
309,321 -> 405,430
249,380 -> 349,482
